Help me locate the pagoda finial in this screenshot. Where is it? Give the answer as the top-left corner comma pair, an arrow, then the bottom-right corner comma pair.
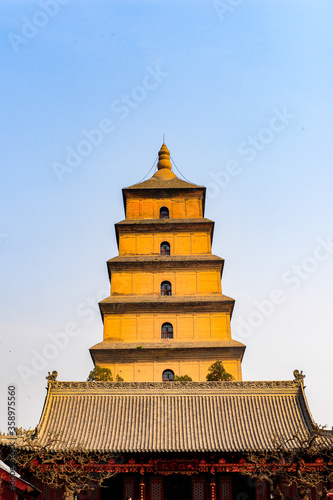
157,143 -> 172,170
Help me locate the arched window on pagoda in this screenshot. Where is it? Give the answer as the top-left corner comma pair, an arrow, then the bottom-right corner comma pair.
160,241 -> 170,255
161,281 -> 172,296
159,206 -> 169,219
161,322 -> 173,339
162,369 -> 174,381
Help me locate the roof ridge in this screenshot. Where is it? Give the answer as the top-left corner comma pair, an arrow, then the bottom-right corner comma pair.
47,380 -> 299,390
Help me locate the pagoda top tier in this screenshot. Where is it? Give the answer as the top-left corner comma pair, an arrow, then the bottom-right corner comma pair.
123,143 -> 206,215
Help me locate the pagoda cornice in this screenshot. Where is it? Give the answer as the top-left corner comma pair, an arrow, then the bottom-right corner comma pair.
90,342 -> 245,365
91,340 -> 245,353
107,255 -> 224,277
99,294 -> 235,316
108,255 -> 223,263
123,185 -> 205,193
115,218 -> 215,245
116,218 -> 213,227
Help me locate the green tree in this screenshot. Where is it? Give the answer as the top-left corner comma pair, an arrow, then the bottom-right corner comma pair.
173,375 -> 193,381
206,361 -> 233,381
87,365 -> 113,381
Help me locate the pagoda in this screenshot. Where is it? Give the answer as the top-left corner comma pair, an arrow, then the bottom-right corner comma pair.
21,144 -> 332,500
90,143 -> 245,382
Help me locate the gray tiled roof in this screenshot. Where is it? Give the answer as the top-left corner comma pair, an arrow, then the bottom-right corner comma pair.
35,381 -> 330,453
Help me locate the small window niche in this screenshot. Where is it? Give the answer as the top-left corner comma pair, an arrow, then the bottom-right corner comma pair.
161,322 -> 173,339
161,281 -> 172,296
162,369 -> 174,381
159,206 -> 169,219
160,241 -> 170,255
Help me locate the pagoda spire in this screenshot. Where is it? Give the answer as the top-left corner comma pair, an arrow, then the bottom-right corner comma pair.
157,143 -> 172,171
152,143 -> 176,180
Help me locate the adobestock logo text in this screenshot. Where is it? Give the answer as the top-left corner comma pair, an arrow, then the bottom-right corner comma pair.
8,0 -> 70,54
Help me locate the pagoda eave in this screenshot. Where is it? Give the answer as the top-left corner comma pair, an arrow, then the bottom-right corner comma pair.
107,255 -> 224,279
90,344 -> 245,366
99,296 -> 235,316
116,218 -> 213,227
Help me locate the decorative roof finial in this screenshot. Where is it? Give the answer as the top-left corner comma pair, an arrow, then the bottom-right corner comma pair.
157,143 -> 172,171
293,369 -> 305,386
46,370 -> 58,383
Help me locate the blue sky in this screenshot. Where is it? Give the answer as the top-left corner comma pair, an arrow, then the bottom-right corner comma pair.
1,0 -> 333,430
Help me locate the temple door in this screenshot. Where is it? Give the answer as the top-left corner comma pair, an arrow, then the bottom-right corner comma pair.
149,478 -> 163,500
220,478 -> 232,500
124,477 -> 136,500
192,478 -> 205,500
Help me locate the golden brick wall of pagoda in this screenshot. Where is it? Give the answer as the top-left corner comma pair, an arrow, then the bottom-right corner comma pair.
125,193 -> 203,219
103,313 -> 231,342
119,231 -> 211,255
90,144 -> 245,382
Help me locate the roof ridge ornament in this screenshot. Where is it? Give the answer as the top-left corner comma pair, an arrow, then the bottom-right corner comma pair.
157,143 -> 172,171
293,369 -> 305,386
46,370 -> 58,383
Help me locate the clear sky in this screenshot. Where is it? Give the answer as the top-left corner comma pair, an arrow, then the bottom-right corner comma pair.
1,0 -> 333,432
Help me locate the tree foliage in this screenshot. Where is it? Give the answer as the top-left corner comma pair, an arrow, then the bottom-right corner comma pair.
173,375 -> 193,381
87,365 -> 125,382
87,365 -> 113,381
206,361 -> 233,381
2,428 -> 117,499
241,425 -> 333,500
